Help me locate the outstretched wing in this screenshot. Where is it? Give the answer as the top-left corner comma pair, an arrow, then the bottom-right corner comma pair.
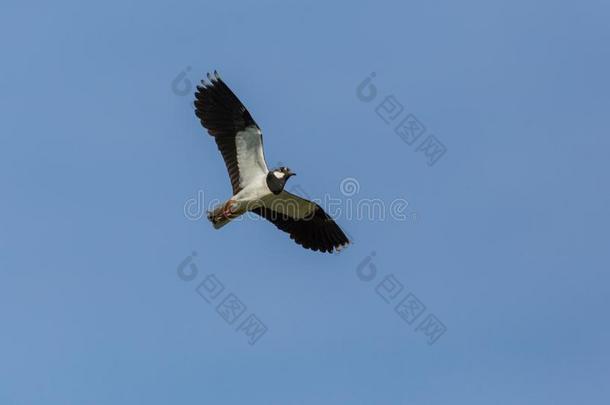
252,191 -> 350,253
194,71 -> 268,194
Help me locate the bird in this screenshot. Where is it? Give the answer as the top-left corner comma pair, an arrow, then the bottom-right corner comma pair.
193,71 -> 350,253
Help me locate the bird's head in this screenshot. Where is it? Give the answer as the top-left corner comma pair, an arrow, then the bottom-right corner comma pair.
272,166 -> 296,181
267,166 -> 296,194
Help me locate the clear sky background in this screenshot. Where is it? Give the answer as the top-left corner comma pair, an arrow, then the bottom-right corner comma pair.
1,0 -> 609,404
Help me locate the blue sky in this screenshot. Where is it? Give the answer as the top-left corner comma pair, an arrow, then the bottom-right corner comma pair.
1,0 -> 609,404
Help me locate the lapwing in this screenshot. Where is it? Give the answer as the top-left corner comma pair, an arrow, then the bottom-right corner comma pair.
194,71 -> 349,253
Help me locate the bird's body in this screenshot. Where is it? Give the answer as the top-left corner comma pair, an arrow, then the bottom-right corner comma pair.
194,71 -> 349,253
208,173 -> 269,229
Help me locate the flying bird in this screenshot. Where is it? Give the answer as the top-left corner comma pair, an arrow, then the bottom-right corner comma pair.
193,71 -> 349,253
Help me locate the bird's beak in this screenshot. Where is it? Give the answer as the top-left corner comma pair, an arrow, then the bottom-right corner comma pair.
288,171 -> 296,177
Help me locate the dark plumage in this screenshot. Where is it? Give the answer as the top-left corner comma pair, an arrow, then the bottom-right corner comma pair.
194,71 -> 259,194
253,200 -> 349,253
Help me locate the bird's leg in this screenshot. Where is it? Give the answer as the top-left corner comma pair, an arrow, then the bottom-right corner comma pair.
209,200 -> 237,224
221,200 -> 235,219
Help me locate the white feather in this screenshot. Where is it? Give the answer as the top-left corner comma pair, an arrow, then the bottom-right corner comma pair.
235,126 -> 268,190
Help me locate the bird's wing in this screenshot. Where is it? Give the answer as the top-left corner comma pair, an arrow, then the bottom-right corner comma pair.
194,71 -> 268,194
252,191 -> 350,253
